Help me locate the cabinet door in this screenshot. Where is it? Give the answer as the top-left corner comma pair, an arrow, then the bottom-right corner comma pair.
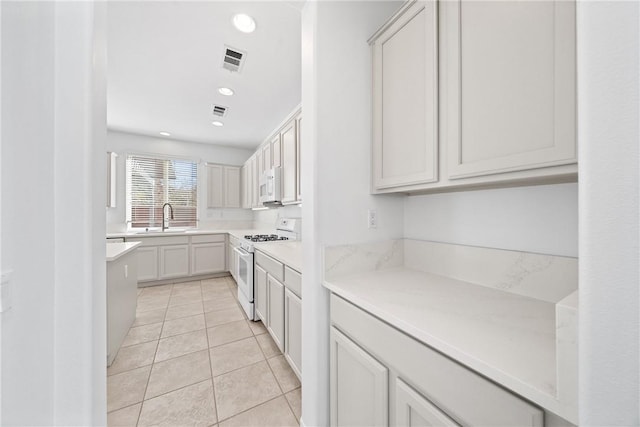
330,326 -> 388,427
281,121 -> 297,204
271,134 -> 282,168
255,264 -> 268,322
395,378 -> 459,427
228,243 -> 236,280
444,0 -> 576,179
295,115 -> 302,202
372,1 -> 438,190
206,164 -> 224,208
285,289 -> 302,379
224,166 -> 241,208
252,156 -> 260,208
136,246 -> 158,282
267,275 -> 285,352
191,242 -> 225,276
159,245 -> 189,279
262,143 -> 272,173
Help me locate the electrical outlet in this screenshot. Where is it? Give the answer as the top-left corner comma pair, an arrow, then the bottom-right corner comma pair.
367,209 -> 377,229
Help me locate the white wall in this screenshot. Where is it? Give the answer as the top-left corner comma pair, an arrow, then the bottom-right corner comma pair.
1,2 -> 107,424
404,183 -> 578,257
106,130 -> 254,232
578,2 -> 639,424
300,2 -> 404,426
253,205 -> 302,230
1,3 -> 56,424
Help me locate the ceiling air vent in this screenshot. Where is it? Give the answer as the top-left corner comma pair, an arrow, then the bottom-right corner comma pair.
212,105 -> 227,117
222,46 -> 246,73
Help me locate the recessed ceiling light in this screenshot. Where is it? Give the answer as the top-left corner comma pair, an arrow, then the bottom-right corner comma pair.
212,121 -> 224,127
218,87 -> 234,96
232,13 -> 256,33
159,131 -> 171,136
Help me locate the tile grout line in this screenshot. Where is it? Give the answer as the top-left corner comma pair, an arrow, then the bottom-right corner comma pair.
201,279 -> 220,426
135,281 -> 173,426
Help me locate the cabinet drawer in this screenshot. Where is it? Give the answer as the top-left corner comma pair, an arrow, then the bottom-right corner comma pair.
255,251 -> 284,282
126,236 -> 189,246
190,234 -> 225,244
331,294 -> 543,427
284,266 -> 302,298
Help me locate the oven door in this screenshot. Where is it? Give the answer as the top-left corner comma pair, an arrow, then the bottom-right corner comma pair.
233,246 -> 255,317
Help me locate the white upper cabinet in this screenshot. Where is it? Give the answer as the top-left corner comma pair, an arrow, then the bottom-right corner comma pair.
371,0 -> 438,190
371,0 -> 577,194
206,164 -> 241,208
271,134 -> 282,168
444,0 -> 576,179
224,166 -> 240,208
281,120 -> 298,204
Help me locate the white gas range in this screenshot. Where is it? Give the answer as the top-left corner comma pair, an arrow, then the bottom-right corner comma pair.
234,218 -> 300,320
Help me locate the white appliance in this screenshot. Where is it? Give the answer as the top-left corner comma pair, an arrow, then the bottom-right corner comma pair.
235,218 -> 300,320
259,167 -> 282,206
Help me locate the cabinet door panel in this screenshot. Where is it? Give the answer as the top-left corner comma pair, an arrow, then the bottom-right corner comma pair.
295,115 -> 302,202
395,378 -> 459,427
262,143 -> 272,174
372,1 -> 438,189
330,326 -> 388,427
267,275 -> 285,352
207,164 -> 224,208
224,166 -> 241,208
159,245 -> 189,279
255,265 -> 268,322
136,246 -> 158,282
285,289 -> 302,379
281,121 -> 297,204
191,242 -> 225,276
446,0 -> 576,179
272,135 -> 282,168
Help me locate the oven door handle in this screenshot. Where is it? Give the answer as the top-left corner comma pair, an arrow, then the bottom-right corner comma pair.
234,246 -> 250,259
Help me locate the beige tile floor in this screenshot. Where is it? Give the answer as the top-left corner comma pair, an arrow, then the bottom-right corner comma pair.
107,276 -> 301,427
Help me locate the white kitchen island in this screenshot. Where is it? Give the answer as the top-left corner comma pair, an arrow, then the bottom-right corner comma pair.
106,242 -> 141,366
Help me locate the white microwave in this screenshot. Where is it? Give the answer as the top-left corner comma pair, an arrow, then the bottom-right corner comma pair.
259,167 -> 282,206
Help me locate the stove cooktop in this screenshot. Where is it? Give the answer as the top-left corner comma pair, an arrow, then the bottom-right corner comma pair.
244,234 -> 290,243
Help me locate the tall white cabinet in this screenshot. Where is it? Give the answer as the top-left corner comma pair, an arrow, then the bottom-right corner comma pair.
371,0 -> 438,190
370,0 -> 577,194
444,0 -> 576,180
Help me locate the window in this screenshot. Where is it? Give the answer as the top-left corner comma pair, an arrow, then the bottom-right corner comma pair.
126,155 -> 198,228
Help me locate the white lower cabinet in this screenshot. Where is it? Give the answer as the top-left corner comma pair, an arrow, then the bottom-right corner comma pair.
330,326 -> 389,427
330,294 -> 544,427
127,234 -> 227,283
395,378 -> 458,427
191,242 -> 225,275
267,275 -> 285,352
136,246 -> 159,282
284,288 -> 302,378
255,249 -> 303,378
159,245 -> 189,279
255,264 -> 268,322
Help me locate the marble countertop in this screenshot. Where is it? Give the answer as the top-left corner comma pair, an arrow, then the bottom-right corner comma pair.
254,241 -> 303,273
107,228 -> 275,240
324,267 -> 564,417
106,242 -> 141,262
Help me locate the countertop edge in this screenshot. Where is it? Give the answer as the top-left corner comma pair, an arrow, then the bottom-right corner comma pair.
254,243 -> 303,273
106,242 -> 141,262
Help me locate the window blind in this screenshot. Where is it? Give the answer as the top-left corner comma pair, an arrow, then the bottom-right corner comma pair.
126,155 -> 198,228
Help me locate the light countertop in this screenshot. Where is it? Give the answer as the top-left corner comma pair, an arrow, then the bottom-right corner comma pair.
107,228 -> 275,240
254,241 -> 303,273
324,267 -> 569,419
106,242 -> 141,262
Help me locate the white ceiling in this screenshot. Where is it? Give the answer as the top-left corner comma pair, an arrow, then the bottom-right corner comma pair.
107,1 -> 302,149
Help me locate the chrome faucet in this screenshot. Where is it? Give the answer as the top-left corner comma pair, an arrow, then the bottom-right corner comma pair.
162,203 -> 174,231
